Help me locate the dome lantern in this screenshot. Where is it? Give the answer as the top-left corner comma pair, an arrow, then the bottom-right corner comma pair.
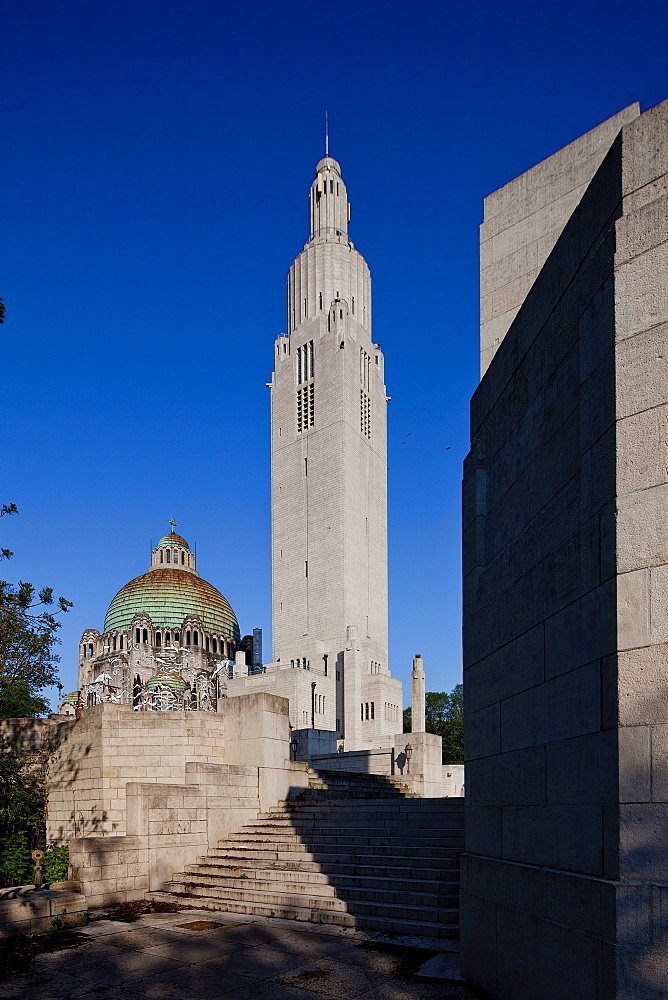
150,520 -> 196,573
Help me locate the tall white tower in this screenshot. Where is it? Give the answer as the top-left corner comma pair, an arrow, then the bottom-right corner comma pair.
269,154 -> 402,746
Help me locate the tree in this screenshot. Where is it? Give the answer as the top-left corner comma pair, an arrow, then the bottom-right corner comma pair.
0,505 -> 72,718
403,684 -> 464,764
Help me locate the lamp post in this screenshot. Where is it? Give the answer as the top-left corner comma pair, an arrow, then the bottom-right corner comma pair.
404,743 -> 413,774
311,681 -> 317,729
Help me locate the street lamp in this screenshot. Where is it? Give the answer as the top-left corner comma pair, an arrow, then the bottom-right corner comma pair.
404,743 -> 413,774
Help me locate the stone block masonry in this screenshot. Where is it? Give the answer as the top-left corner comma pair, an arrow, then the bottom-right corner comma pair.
49,694 -> 312,907
462,100 -> 668,1000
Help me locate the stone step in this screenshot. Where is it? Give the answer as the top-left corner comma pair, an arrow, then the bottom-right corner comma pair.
163,880 -> 459,924
170,873 -> 458,906
180,865 -> 458,894
252,809 -> 464,830
209,837 -> 463,861
204,846 -> 461,866
276,800 -> 462,814
226,831 -> 462,848
150,889 -> 458,939
242,818 -> 464,832
188,857 -> 461,879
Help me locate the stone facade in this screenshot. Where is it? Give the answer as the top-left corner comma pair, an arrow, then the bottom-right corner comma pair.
462,101 -> 668,999
46,693 -> 313,908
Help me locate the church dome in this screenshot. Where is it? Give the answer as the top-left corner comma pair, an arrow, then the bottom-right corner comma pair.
103,569 -> 240,638
157,532 -> 190,548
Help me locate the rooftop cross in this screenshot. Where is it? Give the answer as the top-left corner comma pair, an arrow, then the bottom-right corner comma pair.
169,518 -> 178,533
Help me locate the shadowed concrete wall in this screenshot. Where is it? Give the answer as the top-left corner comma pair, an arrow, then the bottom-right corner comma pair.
462,100 -> 667,999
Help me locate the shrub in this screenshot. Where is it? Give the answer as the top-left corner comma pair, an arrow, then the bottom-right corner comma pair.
43,844 -> 69,884
0,831 -> 33,887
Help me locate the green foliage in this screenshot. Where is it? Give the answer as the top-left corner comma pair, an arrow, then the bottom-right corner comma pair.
0,503 -> 18,562
0,503 -> 72,718
0,735 -> 48,841
0,681 -> 50,719
403,685 -> 464,764
0,831 -> 33,887
43,845 -> 69,884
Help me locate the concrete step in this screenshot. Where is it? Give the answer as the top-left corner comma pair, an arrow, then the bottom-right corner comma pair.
153,888 -> 459,938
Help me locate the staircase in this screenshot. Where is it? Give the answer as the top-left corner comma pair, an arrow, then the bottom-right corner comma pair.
155,770 -> 465,939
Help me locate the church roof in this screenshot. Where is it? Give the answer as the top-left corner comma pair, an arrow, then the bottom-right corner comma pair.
157,532 -> 190,548
103,568 -> 240,638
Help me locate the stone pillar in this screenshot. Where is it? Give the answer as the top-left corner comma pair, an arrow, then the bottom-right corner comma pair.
233,649 -> 248,678
394,730 -> 442,797
410,653 -> 425,733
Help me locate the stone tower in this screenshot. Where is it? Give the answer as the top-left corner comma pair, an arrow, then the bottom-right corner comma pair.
268,154 -> 402,746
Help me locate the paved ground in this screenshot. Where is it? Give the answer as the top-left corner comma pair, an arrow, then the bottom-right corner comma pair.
0,909 -> 487,999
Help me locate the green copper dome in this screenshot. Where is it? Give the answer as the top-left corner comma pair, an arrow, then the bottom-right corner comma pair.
103,568 -> 240,639
157,533 -> 190,548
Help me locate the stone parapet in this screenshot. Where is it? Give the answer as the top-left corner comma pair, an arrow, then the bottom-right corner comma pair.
0,887 -> 87,938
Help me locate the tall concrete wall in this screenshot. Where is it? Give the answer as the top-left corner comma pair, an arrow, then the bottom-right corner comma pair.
462,101 -> 668,999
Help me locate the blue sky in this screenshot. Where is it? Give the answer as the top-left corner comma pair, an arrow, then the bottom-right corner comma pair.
2,0 -> 667,704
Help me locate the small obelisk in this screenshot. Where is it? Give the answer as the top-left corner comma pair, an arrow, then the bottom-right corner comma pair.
411,654 -> 425,733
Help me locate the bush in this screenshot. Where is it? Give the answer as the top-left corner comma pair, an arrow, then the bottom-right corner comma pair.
43,844 -> 69,884
0,831 -> 33,887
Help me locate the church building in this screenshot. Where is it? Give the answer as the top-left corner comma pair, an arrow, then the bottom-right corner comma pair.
72,530 -> 242,713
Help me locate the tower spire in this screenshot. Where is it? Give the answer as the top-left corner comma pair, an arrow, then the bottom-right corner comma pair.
325,110 -> 329,157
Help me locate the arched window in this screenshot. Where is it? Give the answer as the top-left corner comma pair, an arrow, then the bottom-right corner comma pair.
186,631 -> 191,645
88,643 -> 93,657
212,638 -> 217,653
206,636 -> 210,651
113,636 -> 117,651
119,635 -> 124,650
174,632 -> 180,643
165,631 -> 170,644
181,552 -> 185,565
166,550 -> 170,563
136,629 -> 140,644
173,550 -> 177,563
142,629 -> 148,643
160,550 -> 163,563
193,631 -> 199,646
156,633 -> 161,647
